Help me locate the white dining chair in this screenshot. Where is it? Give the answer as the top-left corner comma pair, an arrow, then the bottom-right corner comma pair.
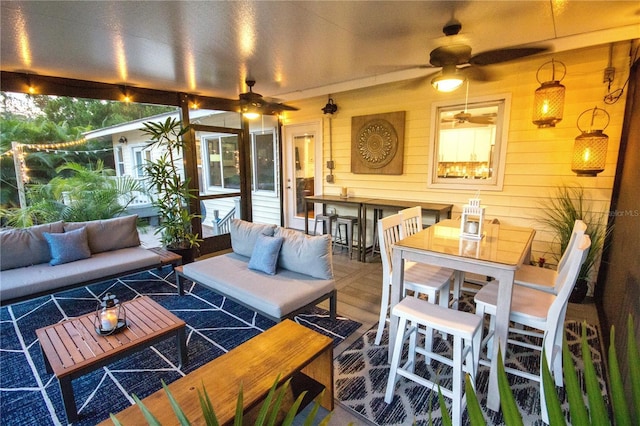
514,219 -> 587,294
474,234 -> 591,423
399,206 -> 423,236
374,213 -> 454,345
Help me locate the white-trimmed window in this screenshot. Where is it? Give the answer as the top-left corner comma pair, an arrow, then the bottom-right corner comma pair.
252,131 -> 277,193
202,131 -> 277,194
428,94 -> 511,191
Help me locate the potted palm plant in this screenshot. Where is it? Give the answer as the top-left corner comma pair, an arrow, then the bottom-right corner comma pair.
141,117 -> 201,263
538,184 -> 611,302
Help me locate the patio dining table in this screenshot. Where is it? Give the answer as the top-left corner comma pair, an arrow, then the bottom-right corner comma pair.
389,219 -> 535,411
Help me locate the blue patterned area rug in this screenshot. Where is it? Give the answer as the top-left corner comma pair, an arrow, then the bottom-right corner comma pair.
335,294 -> 608,425
0,266 -> 361,426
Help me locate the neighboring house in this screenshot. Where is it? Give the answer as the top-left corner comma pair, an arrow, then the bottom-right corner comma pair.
84,110 -> 281,233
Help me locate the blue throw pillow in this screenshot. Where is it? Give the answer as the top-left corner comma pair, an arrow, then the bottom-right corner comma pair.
248,234 -> 284,275
43,227 -> 92,266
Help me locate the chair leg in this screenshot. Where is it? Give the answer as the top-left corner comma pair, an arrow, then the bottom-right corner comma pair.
385,316 -> 408,403
375,281 -> 391,345
451,335 -> 463,426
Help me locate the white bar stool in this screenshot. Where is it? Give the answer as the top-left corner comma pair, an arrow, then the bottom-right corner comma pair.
385,297 -> 482,426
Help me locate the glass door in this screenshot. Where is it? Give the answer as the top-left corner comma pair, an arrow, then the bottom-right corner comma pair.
283,121 -> 322,230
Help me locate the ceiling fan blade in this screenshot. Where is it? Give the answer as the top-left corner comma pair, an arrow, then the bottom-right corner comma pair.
469,46 -> 549,66
467,116 -> 495,125
461,66 -> 494,82
267,102 -> 299,112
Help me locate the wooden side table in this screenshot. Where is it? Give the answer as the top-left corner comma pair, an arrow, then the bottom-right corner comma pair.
36,296 -> 187,423
147,247 -> 183,268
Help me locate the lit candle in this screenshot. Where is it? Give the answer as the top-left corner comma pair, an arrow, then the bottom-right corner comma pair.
101,310 -> 118,331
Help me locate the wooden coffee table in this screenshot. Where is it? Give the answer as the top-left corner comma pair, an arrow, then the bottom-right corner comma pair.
36,296 -> 187,423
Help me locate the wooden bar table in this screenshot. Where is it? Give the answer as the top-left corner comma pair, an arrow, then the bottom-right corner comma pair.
388,219 -> 534,412
304,194 -> 371,261
363,199 -> 453,262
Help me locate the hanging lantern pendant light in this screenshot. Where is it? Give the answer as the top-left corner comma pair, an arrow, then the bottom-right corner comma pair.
572,106 -> 609,177
532,59 -> 566,128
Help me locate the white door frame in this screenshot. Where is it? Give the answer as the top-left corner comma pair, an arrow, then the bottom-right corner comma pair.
282,120 -> 323,230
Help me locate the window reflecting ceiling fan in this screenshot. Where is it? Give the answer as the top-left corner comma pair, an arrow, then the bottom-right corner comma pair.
441,111 -> 497,125
238,79 -> 298,116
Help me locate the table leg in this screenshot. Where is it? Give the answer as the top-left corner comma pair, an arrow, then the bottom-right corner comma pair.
485,270 -> 515,412
176,327 -> 188,368
41,347 -> 53,374
304,200 -> 310,235
388,247 -> 405,360
359,204 -> 366,262
59,377 -> 78,422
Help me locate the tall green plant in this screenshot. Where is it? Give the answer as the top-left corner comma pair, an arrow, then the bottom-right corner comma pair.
141,118 -> 201,249
459,315 -> 639,425
538,184 -> 611,283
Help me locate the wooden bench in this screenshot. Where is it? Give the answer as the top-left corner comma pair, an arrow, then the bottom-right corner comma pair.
104,319 -> 333,425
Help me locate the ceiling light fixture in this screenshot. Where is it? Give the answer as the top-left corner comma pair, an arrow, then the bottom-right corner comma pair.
242,107 -> 260,120
532,59 -> 566,128
431,65 -> 466,93
571,106 -> 609,177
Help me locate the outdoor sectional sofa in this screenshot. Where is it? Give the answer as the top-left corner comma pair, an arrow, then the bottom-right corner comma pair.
0,215 -> 166,304
178,219 -> 337,322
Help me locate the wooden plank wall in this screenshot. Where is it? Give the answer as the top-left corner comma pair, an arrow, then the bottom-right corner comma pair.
282,42 -> 631,293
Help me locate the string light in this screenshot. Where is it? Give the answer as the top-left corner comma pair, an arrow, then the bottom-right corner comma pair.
1,139 -> 113,183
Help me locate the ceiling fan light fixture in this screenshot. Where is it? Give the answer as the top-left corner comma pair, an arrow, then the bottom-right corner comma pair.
242,109 -> 261,120
431,68 -> 466,93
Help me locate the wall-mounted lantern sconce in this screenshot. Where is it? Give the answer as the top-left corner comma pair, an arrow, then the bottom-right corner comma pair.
571,106 -> 609,176
532,59 -> 566,128
118,136 -> 128,144
321,97 -> 338,114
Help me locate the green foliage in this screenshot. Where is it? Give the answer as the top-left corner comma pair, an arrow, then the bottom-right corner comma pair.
109,375 -> 333,426
0,161 -> 144,226
538,184 -> 611,282
1,91 -> 174,208
460,317 -> 639,425
141,117 -> 201,249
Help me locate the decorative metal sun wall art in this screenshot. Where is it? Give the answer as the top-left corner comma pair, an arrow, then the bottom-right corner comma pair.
351,111 -> 405,175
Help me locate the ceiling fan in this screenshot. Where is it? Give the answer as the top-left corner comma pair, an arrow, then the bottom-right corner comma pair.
238,79 -> 298,116
425,19 -> 549,91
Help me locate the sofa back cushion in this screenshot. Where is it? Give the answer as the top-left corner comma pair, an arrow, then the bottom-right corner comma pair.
230,219 -> 277,258
274,227 -> 333,280
0,221 -> 64,270
63,215 -> 140,254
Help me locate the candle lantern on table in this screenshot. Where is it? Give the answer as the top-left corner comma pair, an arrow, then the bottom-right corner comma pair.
460,197 -> 485,240
95,292 -> 127,335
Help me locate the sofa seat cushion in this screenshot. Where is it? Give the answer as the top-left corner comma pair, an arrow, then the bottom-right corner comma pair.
0,247 -> 161,302
182,253 -> 336,319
